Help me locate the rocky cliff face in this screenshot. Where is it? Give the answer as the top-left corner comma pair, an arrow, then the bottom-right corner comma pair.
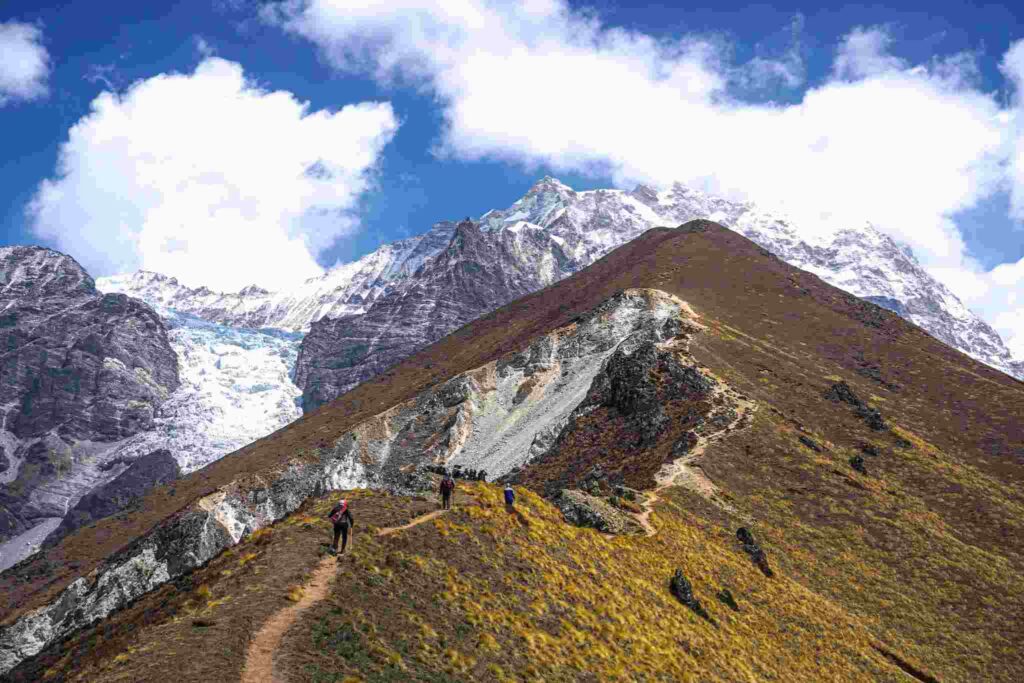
0,247 -> 179,554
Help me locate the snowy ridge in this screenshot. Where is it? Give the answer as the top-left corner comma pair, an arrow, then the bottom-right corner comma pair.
104,176 -> 1022,382
97,222 -> 456,332
475,178 -> 1023,379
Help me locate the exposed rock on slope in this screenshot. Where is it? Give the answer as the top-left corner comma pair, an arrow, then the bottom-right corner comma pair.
555,488 -> 645,534
0,247 -> 179,551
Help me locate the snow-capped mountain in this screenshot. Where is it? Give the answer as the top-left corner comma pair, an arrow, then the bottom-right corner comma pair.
291,178 -> 1023,409
102,176 -> 1023,411
97,223 -> 456,332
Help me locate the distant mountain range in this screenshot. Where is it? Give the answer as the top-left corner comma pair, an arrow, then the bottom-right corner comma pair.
103,176 -> 1024,407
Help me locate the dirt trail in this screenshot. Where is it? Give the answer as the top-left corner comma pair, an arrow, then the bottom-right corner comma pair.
240,509 -> 447,683
636,391 -> 756,537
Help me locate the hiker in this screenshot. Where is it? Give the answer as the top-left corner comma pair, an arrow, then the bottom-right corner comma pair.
504,483 -> 516,510
439,473 -> 455,510
327,498 -> 354,555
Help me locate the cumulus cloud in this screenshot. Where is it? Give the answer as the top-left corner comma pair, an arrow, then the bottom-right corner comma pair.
0,21 -> 50,106
30,57 -> 398,291
266,0 -> 1024,358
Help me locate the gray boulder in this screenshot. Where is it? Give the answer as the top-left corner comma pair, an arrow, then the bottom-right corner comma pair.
555,489 -> 645,535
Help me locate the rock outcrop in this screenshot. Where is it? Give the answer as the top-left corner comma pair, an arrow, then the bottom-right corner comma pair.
0,247 -> 179,546
670,569 -> 714,623
555,489 -> 645,535
736,527 -> 774,578
825,380 -> 887,431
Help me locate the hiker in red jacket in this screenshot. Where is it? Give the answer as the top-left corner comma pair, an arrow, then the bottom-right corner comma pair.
327,498 -> 354,555
439,473 -> 455,510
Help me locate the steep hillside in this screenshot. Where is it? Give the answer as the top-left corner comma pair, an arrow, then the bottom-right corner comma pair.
10,485 -> 933,682
2,223 -> 1022,681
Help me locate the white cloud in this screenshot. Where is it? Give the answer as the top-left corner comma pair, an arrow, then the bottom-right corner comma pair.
194,36 -> 217,58
0,21 -> 50,106
1000,40 -> 1024,223
831,26 -> 905,80
29,57 -> 398,291
267,1 -> 1024,359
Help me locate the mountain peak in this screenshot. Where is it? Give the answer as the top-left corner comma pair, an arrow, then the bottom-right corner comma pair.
528,175 -> 575,195
238,284 -> 271,297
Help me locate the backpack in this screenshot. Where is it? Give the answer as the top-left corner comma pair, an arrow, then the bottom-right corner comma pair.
329,500 -> 348,524
442,477 -> 454,493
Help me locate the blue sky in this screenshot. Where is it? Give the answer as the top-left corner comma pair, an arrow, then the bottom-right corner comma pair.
1,0 -> 1023,354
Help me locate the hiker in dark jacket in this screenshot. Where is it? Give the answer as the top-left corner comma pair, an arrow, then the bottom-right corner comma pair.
327,498 -> 354,555
439,474 -> 455,510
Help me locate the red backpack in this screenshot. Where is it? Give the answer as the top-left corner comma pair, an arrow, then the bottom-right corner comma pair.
329,500 -> 348,523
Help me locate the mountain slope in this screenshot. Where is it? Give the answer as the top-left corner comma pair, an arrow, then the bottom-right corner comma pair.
2,222 -> 1021,681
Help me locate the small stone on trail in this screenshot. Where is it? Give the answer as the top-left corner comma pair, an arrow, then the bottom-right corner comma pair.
192,618 -> 216,628
849,455 -> 867,475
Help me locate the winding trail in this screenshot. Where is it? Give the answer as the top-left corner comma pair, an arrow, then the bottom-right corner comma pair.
635,391 -> 757,537
240,509 -> 447,683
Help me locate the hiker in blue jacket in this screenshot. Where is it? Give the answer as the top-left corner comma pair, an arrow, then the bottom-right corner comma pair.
504,484 -> 516,510
327,498 -> 354,555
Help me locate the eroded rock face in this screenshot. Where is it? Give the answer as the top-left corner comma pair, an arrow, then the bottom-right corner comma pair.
43,449 -> 180,547
323,289 -> 699,488
555,489 -> 644,535
0,247 -> 179,544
